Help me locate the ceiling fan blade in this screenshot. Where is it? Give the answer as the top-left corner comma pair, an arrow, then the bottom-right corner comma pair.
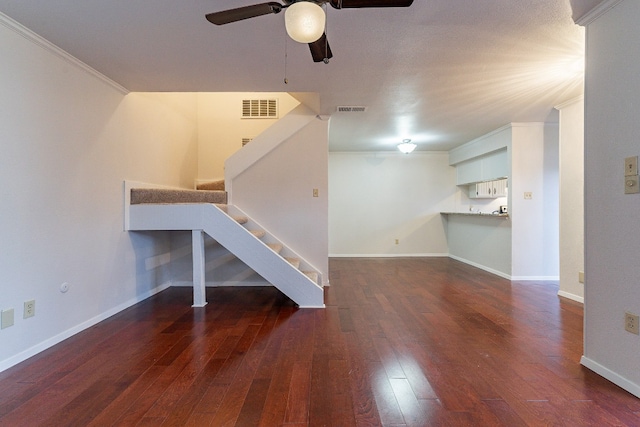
329,0 -> 413,8
206,2 -> 283,25
309,33 -> 333,63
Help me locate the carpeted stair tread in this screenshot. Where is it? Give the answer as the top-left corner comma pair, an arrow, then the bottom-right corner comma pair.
250,230 -> 266,238
196,180 -> 225,191
233,216 -> 248,224
267,243 -> 283,254
303,271 -> 318,282
131,188 -> 227,205
285,257 -> 300,268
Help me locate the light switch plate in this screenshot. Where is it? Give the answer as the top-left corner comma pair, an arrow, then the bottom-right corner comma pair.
625,175 -> 639,194
625,156 -> 638,176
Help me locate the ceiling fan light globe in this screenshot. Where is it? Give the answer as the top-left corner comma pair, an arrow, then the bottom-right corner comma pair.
397,141 -> 417,154
285,2 -> 326,43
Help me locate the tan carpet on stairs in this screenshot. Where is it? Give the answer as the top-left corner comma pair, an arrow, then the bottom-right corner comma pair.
196,180 -> 225,191
130,188 -> 227,204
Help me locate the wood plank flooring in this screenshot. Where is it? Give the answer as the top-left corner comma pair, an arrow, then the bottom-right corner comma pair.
1,257 -> 639,426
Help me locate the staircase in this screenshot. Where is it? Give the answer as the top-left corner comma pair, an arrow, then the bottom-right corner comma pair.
125,182 -> 324,308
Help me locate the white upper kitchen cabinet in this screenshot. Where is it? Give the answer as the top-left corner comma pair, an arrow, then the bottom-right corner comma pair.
456,149 -> 508,185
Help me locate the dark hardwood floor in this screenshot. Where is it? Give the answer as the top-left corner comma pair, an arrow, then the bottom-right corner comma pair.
1,257 -> 639,426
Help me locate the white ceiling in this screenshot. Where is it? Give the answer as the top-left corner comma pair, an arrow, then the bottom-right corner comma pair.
0,0 -> 587,152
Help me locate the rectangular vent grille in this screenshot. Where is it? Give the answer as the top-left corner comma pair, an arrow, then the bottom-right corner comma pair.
242,99 -> 278,118
336,106 -> 367,113
242,138 -> 253,147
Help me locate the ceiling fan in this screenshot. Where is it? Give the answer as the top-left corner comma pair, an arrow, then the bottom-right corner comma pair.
206,0 -> 414,63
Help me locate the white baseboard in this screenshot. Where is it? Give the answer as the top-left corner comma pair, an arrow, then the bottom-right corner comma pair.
172,280 -> 273,288
581,356 -> 640,399
511,275 -> 559,281
329,253 -> 449,258
447,254 -> 511,280
0,282 -> 171,374
557,290 -> 584,304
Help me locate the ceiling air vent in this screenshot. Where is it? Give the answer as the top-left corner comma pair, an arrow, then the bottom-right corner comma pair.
242,138 -> 253,147
242,99 -> 278,118
336,106 -> 367,113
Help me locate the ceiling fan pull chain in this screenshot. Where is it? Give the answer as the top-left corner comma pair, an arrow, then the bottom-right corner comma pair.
323,2 -> 330,64
284,33 -> 289,84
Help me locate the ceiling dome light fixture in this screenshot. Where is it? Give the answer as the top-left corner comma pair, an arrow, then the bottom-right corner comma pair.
285,1 -> 326,44
397,139 -> 417,154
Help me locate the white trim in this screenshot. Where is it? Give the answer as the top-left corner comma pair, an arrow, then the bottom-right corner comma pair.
329,253 -> 449,258
558,290 -> 584,304
574,0 -> 624,26
0,12 -> 129,95
173,280 -> 274,288
129,203 -> 325,307
555,95 -> 584,110
0,282 -> 171,374
329,151 -> 449,156
448,254 -> 512,280
580,356 -> 640,399
510,276 -> 560,281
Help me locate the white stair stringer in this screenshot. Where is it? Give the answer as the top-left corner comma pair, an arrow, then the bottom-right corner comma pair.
224,204 -> 324,286
128,203 -> 325,308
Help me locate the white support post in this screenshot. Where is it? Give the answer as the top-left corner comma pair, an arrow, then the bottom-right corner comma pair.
192,229 -> 207,307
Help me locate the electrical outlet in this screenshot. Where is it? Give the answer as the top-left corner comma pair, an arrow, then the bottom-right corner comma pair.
524,192 -> 533,200
625,175 -> 639,194
24,300 -> 35,319
1,309 -> 14,329
578,271 -> 584,284
395,239 -> 399,245
313,188 -> 319,197
625,312 -> 639,335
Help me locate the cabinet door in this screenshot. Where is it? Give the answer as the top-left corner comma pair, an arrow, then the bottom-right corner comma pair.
495,179 -> 508,197
469,182 -> 493,198
480,182 -> 492,197
481,149 -> 508,181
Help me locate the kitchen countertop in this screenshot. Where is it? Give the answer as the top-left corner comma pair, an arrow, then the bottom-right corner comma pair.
440,212 -> 509,218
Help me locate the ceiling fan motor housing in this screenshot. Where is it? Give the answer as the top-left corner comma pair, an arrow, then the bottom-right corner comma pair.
206,0 -> 414,61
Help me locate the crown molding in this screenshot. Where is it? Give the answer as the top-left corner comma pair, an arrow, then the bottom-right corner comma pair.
555,95 -> 584,110
574,0 -> 624,26
0,11 -> 129,95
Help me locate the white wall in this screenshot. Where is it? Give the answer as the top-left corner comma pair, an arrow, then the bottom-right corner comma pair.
510,123 -> 560,279
447,127 -> 512,276
447,123 -> 560,279
232,117 -> 329,284
580,0 -> 640,398
197,93 -> 299,182
557,97 -> 585,302
0,19 -> 199,370
329,152 -> 454,256
446,215 -> 512,277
